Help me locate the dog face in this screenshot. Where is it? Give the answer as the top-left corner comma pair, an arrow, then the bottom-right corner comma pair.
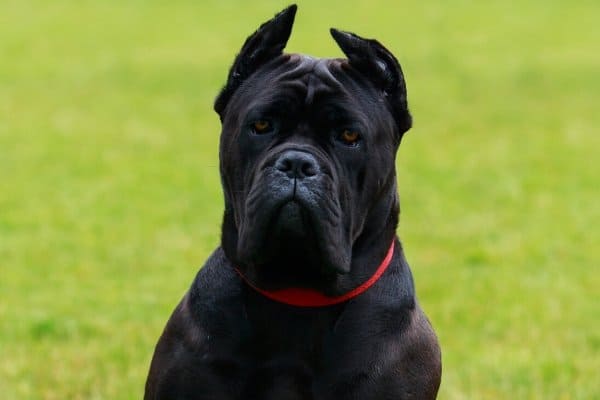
215,5 -> 411,290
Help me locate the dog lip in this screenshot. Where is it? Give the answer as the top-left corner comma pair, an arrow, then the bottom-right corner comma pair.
238,161 -> 340,268
274,198 -> 305,225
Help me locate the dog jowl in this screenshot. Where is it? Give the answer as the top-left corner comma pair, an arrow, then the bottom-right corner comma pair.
146,5 -> 441,399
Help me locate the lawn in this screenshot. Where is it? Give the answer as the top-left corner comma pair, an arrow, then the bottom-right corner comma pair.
1,0 -> 598,398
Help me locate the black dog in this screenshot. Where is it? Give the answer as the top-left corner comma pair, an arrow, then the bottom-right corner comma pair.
145,5 -> 441,399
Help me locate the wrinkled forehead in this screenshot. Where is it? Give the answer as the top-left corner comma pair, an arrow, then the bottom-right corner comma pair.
275,54 -> 346,103
239,54 -> 365,110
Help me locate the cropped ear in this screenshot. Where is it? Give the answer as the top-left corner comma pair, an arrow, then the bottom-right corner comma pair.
214,5 -> 297,118
330,29 -> 412,135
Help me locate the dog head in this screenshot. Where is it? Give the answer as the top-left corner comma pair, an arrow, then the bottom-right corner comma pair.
215,5 -> 411,291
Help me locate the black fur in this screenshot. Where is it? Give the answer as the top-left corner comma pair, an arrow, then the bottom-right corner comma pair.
146,5 -> 441,399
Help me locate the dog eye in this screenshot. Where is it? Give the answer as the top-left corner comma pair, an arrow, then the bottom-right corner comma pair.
337,129 -> 361,146
251,120 -> 273,135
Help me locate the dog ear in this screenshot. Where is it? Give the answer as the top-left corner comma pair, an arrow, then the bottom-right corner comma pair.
330,29 -> 412,135
214,5 -> 297,118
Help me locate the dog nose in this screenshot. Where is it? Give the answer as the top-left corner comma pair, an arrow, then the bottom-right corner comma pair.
275,150 -> 319,179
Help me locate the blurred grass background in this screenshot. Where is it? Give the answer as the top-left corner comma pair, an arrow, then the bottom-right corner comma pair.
1,0 -> 598,398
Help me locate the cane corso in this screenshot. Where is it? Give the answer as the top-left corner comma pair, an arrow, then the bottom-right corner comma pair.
145,5 -> 441,399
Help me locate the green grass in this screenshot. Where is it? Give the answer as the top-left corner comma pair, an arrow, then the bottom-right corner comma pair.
1,0 -> 598,398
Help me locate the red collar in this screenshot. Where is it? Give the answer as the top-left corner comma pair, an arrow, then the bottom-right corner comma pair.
235,241 -> 395,307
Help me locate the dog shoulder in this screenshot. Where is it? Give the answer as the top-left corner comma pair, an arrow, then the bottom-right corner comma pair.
189,247 -> 243,307
381,305 -> 442,399
144,248 -> 245,400
154,247 -> 245,354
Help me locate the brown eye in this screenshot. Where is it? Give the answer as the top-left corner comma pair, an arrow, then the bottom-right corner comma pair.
339,129 -> 360,145
252,120 -> 271,134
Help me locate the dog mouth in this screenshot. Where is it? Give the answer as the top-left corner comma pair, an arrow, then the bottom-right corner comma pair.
235,166 -> 351,282
242,196 -> 335,288
253,194 -> 320,261
271,199 -> 310,238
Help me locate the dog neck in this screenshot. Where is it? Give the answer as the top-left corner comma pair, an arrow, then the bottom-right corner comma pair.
234,239 -> 395,307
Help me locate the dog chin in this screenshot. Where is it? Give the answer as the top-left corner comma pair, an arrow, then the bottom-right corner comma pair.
236,179 -> 351,277
235,200 -> 343,285
272,200 -> 310,238
240,200 -> 319,264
